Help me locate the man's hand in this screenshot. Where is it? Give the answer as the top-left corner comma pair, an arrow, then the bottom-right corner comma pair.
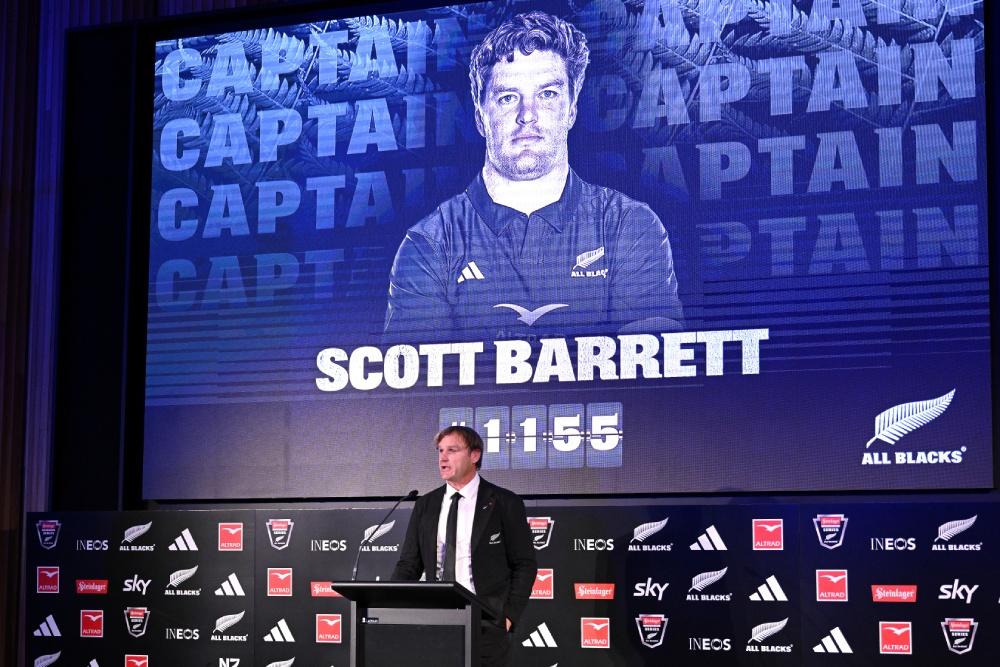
506,617 -> 512,632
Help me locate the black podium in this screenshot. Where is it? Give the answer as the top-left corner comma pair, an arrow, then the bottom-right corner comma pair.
332,581 -> 496,667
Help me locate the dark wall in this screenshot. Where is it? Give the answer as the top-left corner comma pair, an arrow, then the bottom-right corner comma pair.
52,25 -> 138,510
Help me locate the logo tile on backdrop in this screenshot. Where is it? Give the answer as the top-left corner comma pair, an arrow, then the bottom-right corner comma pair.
812,627 -> 852,654
879,621 -> 912,655
752,519 -> 784,551
527,517 -> 554,550
636,615 -> 667,649
580,618 -> 610,649
218,522 -> 243,551
124,607 -> 150,638
942,618 -> 978,655
812,514 -> 848,549
531,569 -> 554,600
266,519 -> 294,550
36,520 -> 61,550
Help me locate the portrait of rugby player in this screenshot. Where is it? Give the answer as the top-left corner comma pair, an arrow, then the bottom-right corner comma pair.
384,11 -> 684,342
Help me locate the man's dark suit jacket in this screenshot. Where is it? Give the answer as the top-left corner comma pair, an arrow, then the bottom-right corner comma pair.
391,478 -> 537,629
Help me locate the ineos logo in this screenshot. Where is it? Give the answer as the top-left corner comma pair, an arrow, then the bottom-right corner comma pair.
310,539 -> 347,552
574,538 -> 614,551
166,627 -> 200,640
870,537 -> 916,551
690,637 -> 732,651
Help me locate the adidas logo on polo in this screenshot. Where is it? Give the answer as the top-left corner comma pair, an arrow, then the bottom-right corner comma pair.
456,261 -> 485,284
690,525 -> 727,550
522,622 -> 558,648
750,575 -> 788,602
813,627 -> 853,653
168,528 -> 198,551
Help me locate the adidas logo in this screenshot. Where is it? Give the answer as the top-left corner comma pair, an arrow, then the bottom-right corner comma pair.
750,575 -> 788,602
522,622 -> 558,648
263,618 -> 295,642
215,573 -> 246,596
32,614 -> 61,637
456,261 -> 485,284
88,660 -> 100,667
168,528 -> 198,551
813,627 -> 853,653
689,525 -> 727,550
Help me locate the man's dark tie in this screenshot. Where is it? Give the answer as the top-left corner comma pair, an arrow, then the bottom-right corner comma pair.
443,492 -> 462,581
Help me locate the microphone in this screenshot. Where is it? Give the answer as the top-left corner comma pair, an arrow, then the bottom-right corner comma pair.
352,489 -> 418,581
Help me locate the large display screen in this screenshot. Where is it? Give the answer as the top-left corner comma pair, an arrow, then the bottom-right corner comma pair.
144,0 -> 992,499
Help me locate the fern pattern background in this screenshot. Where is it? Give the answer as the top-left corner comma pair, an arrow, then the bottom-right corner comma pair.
146,0 -> 988,405
141,0 -> 992,500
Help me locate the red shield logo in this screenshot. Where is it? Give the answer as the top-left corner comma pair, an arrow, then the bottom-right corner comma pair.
752,519 -> 783,550
316,614 -> 342,643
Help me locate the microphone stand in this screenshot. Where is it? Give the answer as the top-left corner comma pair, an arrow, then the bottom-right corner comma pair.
351,489 -> 418,581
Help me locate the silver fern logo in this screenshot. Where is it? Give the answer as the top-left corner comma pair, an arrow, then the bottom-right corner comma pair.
866,390 -> 955,447
687,567 -> 732,602
169,566 -> 197,587
34,652 -> 61,667
215,612 -> 244,633
862,390 -> 966,467
119,522 -> 154,551
211,611 -> 248,642
746,618 -> 793,653
932,516 -> 981,552
628,518 -> 672,552
571,247 -> 608,278
360,520 -> 398,552
165,565 -> 201,597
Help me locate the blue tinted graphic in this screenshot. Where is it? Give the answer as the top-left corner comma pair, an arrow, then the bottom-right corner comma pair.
145,0 -> 991,498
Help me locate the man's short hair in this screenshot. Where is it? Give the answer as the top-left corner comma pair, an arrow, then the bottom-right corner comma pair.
469,11 -> 590,105
435,425 -> 484,470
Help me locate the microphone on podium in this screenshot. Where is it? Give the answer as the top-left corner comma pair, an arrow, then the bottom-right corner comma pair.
351,489 -> 419,581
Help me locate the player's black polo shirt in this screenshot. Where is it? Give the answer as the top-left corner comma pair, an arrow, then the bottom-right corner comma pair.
385,169 -> 684,342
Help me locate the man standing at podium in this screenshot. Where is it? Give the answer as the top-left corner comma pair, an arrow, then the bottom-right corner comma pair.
392,426 -> 537,666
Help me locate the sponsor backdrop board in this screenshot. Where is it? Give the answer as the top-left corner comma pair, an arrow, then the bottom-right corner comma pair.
27,503 -> 1000,665
143,0 -> 993,498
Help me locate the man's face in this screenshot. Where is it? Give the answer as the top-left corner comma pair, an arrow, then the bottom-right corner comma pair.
437,433 -> 480,486
476,49 -> 578,181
